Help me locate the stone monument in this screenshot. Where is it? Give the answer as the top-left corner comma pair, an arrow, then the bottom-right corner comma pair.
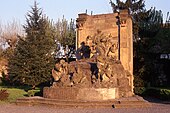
43,9 -> 134,101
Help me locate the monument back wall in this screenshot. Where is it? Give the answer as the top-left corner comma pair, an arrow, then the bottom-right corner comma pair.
76,10 -> 133,75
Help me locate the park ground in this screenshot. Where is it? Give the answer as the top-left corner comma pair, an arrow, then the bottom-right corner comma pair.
0,102 -> 170,113
0,86 -> 170,113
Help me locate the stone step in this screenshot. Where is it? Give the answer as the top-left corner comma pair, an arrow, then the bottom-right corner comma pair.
16,97 -> 118,104
113,102 -> 152,108
15,97 -> 152,108
113,104 -> 151,108
16,102 -> 112,108
16,97 -> 116,108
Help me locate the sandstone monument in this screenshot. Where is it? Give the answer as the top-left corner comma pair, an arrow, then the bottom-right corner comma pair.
76,9 -> 133,75
43,10 -> 134,101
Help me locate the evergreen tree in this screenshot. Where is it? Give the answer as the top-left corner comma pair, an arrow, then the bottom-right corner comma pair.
110,0 -> 145,13
110,0 -> 167,86
110,0 -> 145,40
134,8 -> 164,86
8,2 -> 55,88
138,8 -> 162,37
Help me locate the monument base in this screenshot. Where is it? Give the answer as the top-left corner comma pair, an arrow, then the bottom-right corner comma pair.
16,94 -> 151,108
43,87 -> 119,101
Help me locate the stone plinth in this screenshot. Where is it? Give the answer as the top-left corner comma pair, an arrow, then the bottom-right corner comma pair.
43,87 -> 119,101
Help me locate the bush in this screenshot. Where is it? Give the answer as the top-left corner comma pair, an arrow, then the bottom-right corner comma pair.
134,87 -> 146,95
144,87 -> 170,100
27,89 -> 40,97
134,75 -> 145,87
0,89 -> 9,101
160,89 -> 170,100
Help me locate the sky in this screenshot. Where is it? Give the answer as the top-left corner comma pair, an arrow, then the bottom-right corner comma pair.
0,0 -> 169,25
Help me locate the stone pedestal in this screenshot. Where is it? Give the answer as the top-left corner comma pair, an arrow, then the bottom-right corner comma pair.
43,87 -> 119,101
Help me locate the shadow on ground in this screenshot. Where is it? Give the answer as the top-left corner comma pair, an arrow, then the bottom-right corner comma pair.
142,96 -> 170,104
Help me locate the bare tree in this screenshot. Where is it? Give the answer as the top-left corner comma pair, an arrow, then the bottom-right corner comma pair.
0,21 -> 4,49
0,19 -> 23,49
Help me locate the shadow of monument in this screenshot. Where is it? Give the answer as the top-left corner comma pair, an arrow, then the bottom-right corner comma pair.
142,96 -> 170,104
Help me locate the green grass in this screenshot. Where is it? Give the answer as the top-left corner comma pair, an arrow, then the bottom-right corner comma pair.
0,86 -> 41,103
0,100 -> 7,104
7,88 -> 27,102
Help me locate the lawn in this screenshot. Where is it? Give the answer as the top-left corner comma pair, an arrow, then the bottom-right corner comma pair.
0,86 -> 40,103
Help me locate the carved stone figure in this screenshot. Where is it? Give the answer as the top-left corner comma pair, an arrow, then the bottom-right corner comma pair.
52,60 -> 68,82
51,33 -> 132,96
44,10 -> 134,100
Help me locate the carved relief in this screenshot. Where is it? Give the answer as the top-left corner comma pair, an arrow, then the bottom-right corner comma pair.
121,19 -> 126,27
51,10 -> 133,98
51,32 -> 133,98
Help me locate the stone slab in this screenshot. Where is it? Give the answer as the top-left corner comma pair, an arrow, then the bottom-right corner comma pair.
43,87 -> 119,101
15,95 -> 152,108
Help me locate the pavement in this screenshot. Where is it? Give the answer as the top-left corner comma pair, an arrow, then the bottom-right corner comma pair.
0,102 -> 170,113
0,96 -> 170,113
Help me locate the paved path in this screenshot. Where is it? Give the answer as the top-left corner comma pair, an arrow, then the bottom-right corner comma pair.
0,103 -> 169,113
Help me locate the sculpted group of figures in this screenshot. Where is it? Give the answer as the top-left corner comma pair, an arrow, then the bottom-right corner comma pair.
52,32 -> 130,89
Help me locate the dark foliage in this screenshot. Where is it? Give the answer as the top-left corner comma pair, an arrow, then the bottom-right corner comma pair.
110,0 -> 170,87
143,88 -> 170,100
8,1 -> 56,88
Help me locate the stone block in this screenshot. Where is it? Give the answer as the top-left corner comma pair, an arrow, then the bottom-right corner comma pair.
117,78 -> 129,87
43,87 -> 119,101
